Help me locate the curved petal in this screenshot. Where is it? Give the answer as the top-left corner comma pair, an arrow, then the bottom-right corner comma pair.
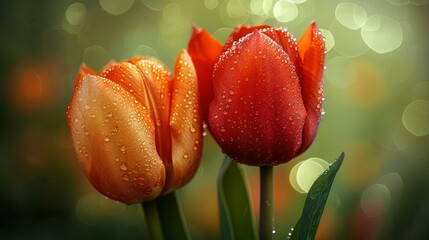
259,27 -> 302,80
76,64 -> 96,83
187,25 -> 223,122
209,31 -> 307,166
100,60 -> 174,175
66,74 -> 165,204
297,22 -> 326,153
127,57 -> 173,127
168,50 -> 202,193
223,24 -> 271,51
100,62 -> 150,109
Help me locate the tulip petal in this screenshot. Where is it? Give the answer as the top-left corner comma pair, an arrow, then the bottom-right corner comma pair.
66,74 -> 165,204
100,62 -> 150,109
187,26 -> 223,122
76,64 -> 96,83
101,59 -> 174,175
259,27 -> 303,80
168,50 -> 202,192
297,22 -> 326,153
128,57 -> 173,127
223,24 -> 271,51
210,31 -> 307,165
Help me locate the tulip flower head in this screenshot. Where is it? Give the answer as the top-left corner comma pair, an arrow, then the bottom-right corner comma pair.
188,22 -> 325,166
66,50 -> 202,204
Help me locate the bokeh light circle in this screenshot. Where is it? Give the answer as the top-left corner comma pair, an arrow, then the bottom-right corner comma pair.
402,99 -> 429,136
335,2 -> 367,30
66,3 -> 86,26
99,0 -> 135,15
289,158 -> 328,193
360,184 -> 391,218
273,0 -> 298,23
204,0 -> 219,10
325,56 -> 357,89
320,29 -> 335,52
82,45 -> 109,71
361,15 -> 403,54
378,172 -> 404,192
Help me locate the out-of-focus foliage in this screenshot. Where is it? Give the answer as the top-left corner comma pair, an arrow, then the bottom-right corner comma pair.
0,0 -> 428,239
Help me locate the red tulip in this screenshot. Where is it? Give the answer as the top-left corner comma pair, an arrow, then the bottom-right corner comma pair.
188,22 -> 325,166
66,50 -> 202,204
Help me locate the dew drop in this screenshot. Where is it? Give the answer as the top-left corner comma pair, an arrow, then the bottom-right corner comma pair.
183,153 -> 189,159
119,162 -> 128,171
85,104 -> 90,110
114,157 -> 120,162
229,89 -> 235,95
104,137 -> 110,142
120,145 -> 126,153
190,125 -> 196,133
310,192 -> 319,200
122,174 -> 130,181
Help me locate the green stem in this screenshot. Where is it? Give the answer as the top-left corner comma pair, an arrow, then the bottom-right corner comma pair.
142,200 -> 164,240
156,192 -> 190,240
259,166 -> 274,240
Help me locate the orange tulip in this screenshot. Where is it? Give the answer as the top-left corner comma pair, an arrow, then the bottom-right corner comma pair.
188,22 -> 325,166
66,50 -> 202,204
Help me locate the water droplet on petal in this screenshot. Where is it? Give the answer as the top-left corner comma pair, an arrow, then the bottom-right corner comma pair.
119,162 -> 128,171
120,145 -> 126,153
122,174 -> 130,181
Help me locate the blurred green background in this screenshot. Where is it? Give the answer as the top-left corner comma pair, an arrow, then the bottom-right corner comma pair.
1,0 -> 428,239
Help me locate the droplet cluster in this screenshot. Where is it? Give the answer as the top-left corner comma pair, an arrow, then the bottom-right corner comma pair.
67,72 -> 166,203
210,30 -> 307,165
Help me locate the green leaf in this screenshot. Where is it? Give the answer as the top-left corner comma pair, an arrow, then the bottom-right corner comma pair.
218,156 -> 257,240
289,152 -> 345,240
156,192 -> 190,240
